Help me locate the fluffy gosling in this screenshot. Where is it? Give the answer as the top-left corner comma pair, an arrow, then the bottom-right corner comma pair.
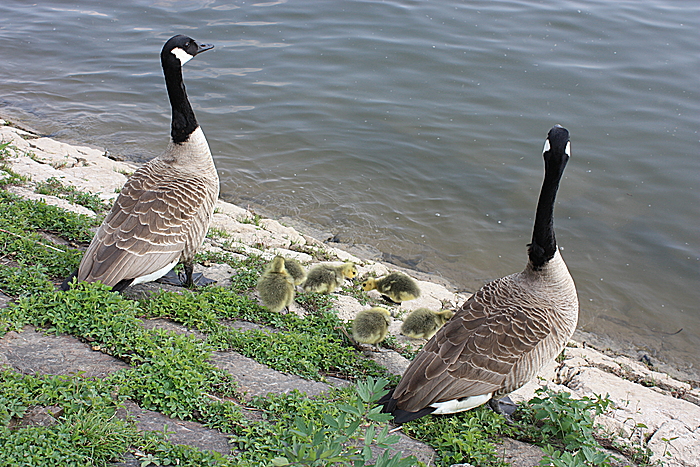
361,272 -> 421,303
400,308 -> 455,340
352,307 -> 392,351
283,258 -> 307,286
257,256 -> 295,312
303,262 -> 357,293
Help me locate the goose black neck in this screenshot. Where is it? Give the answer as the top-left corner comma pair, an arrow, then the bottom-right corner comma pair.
163,62 -> 198,144
528,168 -> 563,268
528,128 -> 569,269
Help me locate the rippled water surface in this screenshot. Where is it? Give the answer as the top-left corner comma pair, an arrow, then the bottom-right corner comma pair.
2,0 -> 699,377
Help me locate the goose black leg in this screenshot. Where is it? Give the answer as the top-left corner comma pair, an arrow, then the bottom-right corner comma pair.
488,396 -> 517,423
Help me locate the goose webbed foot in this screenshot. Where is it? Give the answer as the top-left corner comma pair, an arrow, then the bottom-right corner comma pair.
187,272 -> 217,287
156,267 -> 216,288
488,396 -> 517,424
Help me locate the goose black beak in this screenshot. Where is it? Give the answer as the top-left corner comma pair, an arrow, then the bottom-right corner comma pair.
195,42 -> 214,55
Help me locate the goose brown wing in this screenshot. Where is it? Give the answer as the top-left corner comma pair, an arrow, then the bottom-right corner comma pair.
77,163 -> 209,286
392,275 -> 552,412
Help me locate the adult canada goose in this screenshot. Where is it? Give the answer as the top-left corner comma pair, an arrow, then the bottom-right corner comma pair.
361,272 -> 421,304
352,307 -> 393,351
283,258 -> 307,286
400,308 -> 455,340
257,255 -> 295,313
302,262 -> 357,293
61,35 -> 218,292
380,125 -> 578,423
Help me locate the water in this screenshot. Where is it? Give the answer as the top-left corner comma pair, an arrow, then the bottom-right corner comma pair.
2,0 -> 699,378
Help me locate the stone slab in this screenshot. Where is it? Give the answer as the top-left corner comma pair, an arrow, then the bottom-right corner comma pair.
0,325 -> 128,378
210,350 -> 349,400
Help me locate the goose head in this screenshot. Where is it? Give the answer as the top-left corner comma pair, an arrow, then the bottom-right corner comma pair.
161,34 -> 214,68
542,124 -> 571,178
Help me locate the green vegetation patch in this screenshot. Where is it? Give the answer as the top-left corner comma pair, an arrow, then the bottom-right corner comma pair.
35,176 -> 111,213
212,326 -> 386,381
0,263 -> 55,298
11,282 -> 241,423
0,370 -> 137,467
516,387 -> 617,467
0,370 -> 226,467
0,188 -> 96,297
402,406 -> 514,467
0,190 -> 97,243
0,190 -> 94,289
0,194 -> 87,282
235,378 -> 415,467
140,286 -> 389,381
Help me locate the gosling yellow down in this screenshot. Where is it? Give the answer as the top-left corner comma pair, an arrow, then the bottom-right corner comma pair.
303,262 -> 357,293
283,258 -> 307,286
257,256 -> 295,312
400,308 -> 455,340
362,272 -> 420,303
352,307 -> 392,351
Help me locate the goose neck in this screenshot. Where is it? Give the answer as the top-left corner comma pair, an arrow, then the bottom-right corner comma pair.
528,161 -> 566,269
163,64 -> 199,144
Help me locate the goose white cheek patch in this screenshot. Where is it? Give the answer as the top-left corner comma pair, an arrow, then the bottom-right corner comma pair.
171,47 -> 194,65
542,139 -> 571,156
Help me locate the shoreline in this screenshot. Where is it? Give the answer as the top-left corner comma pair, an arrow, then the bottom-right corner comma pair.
3,109 -> 696,383
2,117 -> 699,465
0,112 -> 696,384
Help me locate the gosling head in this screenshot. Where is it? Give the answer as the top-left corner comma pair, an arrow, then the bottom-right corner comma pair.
361,277 -> 377,291
340,262 -> 358,279
268,255 -> 287,273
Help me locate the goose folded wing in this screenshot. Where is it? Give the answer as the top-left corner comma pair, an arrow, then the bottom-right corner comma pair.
392,280 -> 552,412
78,168 -> 209,286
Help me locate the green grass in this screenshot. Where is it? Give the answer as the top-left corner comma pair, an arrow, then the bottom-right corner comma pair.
11,282 -> 240,419
0,190 -> 97,243
2,277 -> 401,465
0,190 -> 94,294
139,286 -> 389,381
237,378 -> 415,467
402,406 -> 514,467
0,263 -> 55,297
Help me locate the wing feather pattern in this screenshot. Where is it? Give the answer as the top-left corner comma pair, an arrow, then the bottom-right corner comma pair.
77,161 -> 210,287
391,274 -> 552,413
